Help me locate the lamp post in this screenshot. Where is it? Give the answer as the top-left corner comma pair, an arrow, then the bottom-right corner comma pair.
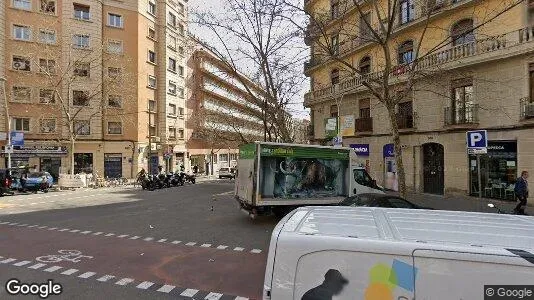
0,77 -> 11,168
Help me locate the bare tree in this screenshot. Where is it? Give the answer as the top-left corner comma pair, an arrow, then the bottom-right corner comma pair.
284,0 -> 525,197
193,0 -> 308,143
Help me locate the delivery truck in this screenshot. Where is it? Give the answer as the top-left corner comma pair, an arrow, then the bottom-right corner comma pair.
234,142 -> 383,218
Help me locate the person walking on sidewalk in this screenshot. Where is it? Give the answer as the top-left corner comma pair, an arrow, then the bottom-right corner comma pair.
514,171 -> 529,215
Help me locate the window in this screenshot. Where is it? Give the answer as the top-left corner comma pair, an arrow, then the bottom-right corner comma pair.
73,3 -> 90,20
12,118 -> 30,132
73,34 -> 90,48
108,67 -> 121,78
452,78 -> 474,123
107,40 -> 123,53
74,62 -> 90,77
169,104 -> 177,115
169,127 -> 176,139
168,57 -> 177,72
40,0 -> 56,14
168,12 -> 177,27
168,35 -> 177,49
73,90 -> 89,106
178,46 -> 184,55
220,154 -> 228,162
178,87 -> 184,98
148,100 -> 156,112
168,81 -> 177,95
400,0 -> 415,25
107,122 -> 122,134
148,50 -> 156,63
12,86 -> 32,102
148,27 -> 156,40
13,0 -> 31,10
330,104 -> 338,118
398,40 -> 414,64
108,13 -> 123,28
148,1 -> 156,15
40,118 -> 56,133
39,89 -> 56,103
359,98 -> 371,118
178,2 -> 185,14
330,34 -> 339,55
13,25 -> 31,41
330,69 -> 339,85
39,29 -> 56,44
451,19 -> 475,46
359,56 -> 371,74
178,24 -> 184,36
178,107 -> 184,117
149,124 -> 156,136
39,59 -> 55,74
178,65 -> 184,77
12,56 -> 31,71
178,128 -> 184,139
148,75 -> 157,88
108,95 -> 122,108
74,120 -> 90,135
331,0 -> 339,19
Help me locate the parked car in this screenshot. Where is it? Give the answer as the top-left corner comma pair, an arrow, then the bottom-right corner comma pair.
24,172 -> 54,190
218,167 -> 235,179
339,193 -> 431,209
0,169 -> 14,196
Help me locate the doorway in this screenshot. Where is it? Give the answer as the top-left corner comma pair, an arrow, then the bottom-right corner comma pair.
423,143 -> 444,195
104,154 -> 123,178
40,158 -> 61,182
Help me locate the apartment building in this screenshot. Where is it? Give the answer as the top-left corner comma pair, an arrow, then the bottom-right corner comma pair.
304,0 -> 534,200
186,39 -> 265,175
0,0 -> 188,179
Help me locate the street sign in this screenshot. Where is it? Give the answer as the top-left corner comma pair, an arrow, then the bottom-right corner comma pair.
466,130 -> 487,153
332,136 -> 343,146
4,145 -> 13,154
10,132 -> 24,146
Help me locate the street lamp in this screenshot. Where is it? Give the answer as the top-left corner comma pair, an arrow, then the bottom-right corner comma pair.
0,77 -> 11,169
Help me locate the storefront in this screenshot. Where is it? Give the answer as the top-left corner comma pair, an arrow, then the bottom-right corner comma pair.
74,153 -> 94,174
469,140 -> 517,200
2,146 -> 66,181
349,144 -> 370,172
104,153 -> 123,178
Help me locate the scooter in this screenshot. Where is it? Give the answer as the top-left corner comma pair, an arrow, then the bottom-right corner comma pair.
140,174 -> 156,191
181,172 -> 196,184
170,172 -> 184,186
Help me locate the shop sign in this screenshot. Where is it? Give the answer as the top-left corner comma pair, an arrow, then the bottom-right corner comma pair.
486,141 -> 517,153
10,132 -> 24,146
11,146 -> 67,154
350,144 -> 370,156
383,143 -> 395,158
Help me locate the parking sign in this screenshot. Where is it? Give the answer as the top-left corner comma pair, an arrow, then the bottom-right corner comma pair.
466,130 -> 487,154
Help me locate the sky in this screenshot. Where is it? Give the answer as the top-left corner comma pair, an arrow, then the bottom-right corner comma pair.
188,0 -> 310,119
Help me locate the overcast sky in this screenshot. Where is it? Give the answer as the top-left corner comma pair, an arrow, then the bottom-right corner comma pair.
188,0 -> 309,119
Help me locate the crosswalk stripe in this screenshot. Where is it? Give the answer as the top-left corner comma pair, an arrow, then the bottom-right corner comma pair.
59,228 -> 70,232
69,229 -> 80,233
105,233 -> 115,237
205,292 -> 223,300
233,247 -> 244,251
251,249 -> 262,254
216,245 -> 228,250
129,236 -> 140,240
136,281 -> 154,289
48,227 -> 58,230
115,278 -> 134,286
80,231 -> 92,234
157,239 -> 167,243
180,289 -> 199,297
13,260 -> 32,266
93,232 -> 103,235
156,285 -> 175,293
1,258 -> 17,264
234,297 -> 249,300
201,244 -> 212,248
78,272 -> 96,279
185,242 -> 196,246
28,263 -> 47,269
97,275 -> 115,282
44,266 -> 63,272
144,237 -> 154,241
171,240 -> 181,244
117,235 -> 129,238
61,269 -> 78,275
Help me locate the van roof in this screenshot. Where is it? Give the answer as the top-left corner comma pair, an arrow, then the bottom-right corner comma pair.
284,207 -> 534,250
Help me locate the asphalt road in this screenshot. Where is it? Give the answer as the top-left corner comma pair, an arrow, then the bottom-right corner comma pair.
0,181 -> 279,300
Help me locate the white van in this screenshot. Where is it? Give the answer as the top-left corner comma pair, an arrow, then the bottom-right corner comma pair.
263,207 -> 534,300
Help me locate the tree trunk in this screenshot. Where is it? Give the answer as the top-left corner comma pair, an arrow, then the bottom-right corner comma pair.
387,106 -> 407,198
70,136 -> 75,176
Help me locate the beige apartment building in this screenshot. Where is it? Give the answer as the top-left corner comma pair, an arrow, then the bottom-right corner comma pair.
0,0 -> 188,179
186,39 -> 265,175
304,0 -> 534,200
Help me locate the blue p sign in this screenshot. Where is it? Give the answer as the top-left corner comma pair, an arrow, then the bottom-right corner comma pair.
467,130 -> 487,148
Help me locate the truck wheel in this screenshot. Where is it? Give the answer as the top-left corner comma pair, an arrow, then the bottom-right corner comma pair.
273,207 -> 288,218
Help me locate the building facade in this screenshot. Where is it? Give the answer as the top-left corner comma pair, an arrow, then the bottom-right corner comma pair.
0,0 -> 188,179
186,40 -> 265,175
304,0 -> 534,201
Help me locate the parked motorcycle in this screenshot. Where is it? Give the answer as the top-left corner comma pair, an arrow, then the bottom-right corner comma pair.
170,172 -> 185,186
181,172 -> 196,184
139,174 -> 156,191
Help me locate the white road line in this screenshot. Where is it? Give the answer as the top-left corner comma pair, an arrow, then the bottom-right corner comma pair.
44,266 -> 63,272
115,278 -> 134,286
104,233 -> 115,237
69,229 -> 80,233
13,260 -> 32,266
0,221 -> 9,224
28,225 -> 39,228
205,292 -> 224,300
48,227 -> 58,230
251,249 -> 262,254
38,226 -> 48,229
144,237 -> 154,241
136,281 -> 154,289
59,228 -> 70,232
156,285 -> 175,293
92,232 -> 103,235
8,222 -> 18,225
30,203 -> 37,205
180,289 -> 199,297
233,247 -> 245,252
235,297 -> 249,300
17,223 -> 29,227
28,263 -> 47,269
61,269 -> 78,275
129,236 -> 140,240
118,234 -> 129,238
157,239 -> 167,243
185,242 -> 196,246
80,231 -> 92,234
171,240 -> 181,244
78,272 -> 97,279
1,258 -> 17,264
216,245 -> 228,250
201,244 -> 212,248
97,275 -> 115,282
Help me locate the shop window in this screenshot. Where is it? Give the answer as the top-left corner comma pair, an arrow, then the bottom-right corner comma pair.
451,19 -> 474,46
74,153 -> 93,174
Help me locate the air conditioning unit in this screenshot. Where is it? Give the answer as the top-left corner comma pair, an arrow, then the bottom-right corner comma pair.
13,61 -> 27,70
525,102 -> 534,117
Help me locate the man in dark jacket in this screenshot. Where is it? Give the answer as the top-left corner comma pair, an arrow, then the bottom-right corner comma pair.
301,269 -> 349,300
514,171 -> 529,215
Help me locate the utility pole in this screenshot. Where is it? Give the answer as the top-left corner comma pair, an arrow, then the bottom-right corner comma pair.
0,77 -> 11,168
148,112 -> 152,175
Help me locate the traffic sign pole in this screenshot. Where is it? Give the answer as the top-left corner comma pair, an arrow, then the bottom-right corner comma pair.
477,155 -> 482,199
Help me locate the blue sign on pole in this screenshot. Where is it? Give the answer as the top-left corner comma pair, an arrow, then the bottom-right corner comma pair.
332,136 -> 343,146
466,130 -> 487,154
350,144 -> 370,156
383,143 -> 395,158
10,132 -> 24,146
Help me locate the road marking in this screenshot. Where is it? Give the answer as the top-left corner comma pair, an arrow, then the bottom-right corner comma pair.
129,236 -> 140,240
118,234 -> 129,238
156,285 -> 175,293
97,275 -> 115,282
8,222 -> 18,225
80,231 -> 92,234
115,278 -> 134,286
61,269 -> 78,275
201,244 -> 212,248
180,289 -> 199,297
136,281 -> 154,289
30,203 -> 37,205
13,260 -> 32,266
28,263 -> 47,269
105,233 -> 115,237
1,258 -> 17,264
38,226 -> 48,229
144,237 -> 154,241
48,227 -> 58,230
171,240 -> 181,244
59,228 -> 70,232
205,292 -> 223,300
251,249 -> 262,254
78,272 -> 96,279
233,247 -> 244,252
157,239 -> 167,243
216,245 -> 228,250
92,232 -> 103,235
69,229 -> 80,233
235,297 -> 249,300
44,266 -> 63,272
0,221 -> 9,224
185,242 -> 196,246
17,223 -> 29,227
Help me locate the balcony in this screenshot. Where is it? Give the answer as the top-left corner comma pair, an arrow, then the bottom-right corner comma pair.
520,97 -> 534,120
355,117 -> 373,133
396,112 -> 416,130
444,104 -> 479,126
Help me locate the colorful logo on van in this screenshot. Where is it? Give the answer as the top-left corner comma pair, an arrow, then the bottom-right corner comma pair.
365,259 -> 417,300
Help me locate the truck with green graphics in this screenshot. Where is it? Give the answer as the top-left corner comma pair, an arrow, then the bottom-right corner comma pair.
235,142 -> 383,218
